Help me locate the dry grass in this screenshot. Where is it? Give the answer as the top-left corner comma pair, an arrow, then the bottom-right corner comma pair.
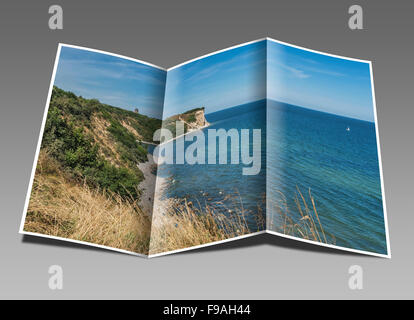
149,193 -> 264,255
24,151 -> 333,255
24,151 -> 265,255
268,186 -> 335,245
85,115 -> 121,166
24,151 -> 151,254
121,118 -> 143,140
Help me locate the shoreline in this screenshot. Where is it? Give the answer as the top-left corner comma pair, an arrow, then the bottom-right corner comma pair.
137,140 -> 158,146
158,123 -> 210,147
137,154 -> 158,216
136,123 -> 211,149
137,153 -> 169,217
152,170 -> 171,220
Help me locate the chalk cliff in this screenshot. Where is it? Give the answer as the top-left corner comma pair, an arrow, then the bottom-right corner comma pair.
162,107 -> 210,138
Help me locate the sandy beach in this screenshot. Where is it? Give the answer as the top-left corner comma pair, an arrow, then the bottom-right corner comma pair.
137,154 -> 158,215
137,153 -> 171,217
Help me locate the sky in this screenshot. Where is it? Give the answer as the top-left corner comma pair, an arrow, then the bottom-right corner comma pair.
163,40 -> 266,118
54,42 -> 375,122
54,46 -> 166,119
267,40 -> 375,122
163,39 -> 374,121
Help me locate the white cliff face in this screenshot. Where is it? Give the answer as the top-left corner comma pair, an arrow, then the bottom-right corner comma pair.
193,109 -> 209,128
177,108 -> 209,131
162,108 -> 210,143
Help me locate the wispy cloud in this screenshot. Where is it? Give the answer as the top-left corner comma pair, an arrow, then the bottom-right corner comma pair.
60,57 -> 165,87
55,47 -> 166,119
171,45 -> 265,86
304,65 -> 345,77
164,41 -> 266,117
279,64 -> 310,79
270,60 -> 346,79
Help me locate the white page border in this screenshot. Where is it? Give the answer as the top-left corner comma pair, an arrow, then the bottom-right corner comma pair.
18,43 -> 167,258
157,37 -> 390,258
264,38 -> 390,259
19,40 -> 390,259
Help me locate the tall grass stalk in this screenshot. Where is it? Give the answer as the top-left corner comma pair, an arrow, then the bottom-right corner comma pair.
268,186 -> 335,245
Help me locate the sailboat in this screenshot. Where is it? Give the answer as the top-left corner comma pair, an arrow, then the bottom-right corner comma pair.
346,126 -> 350,132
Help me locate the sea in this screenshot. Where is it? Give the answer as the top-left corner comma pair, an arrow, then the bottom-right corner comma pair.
152,99 -> 387,254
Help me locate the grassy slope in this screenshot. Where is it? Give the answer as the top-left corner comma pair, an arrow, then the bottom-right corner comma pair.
24,88 -> 331,254
24,87 -> 162,253
25,151 -> 151,254
39,86 -> 162,199
24,89 -> 258,254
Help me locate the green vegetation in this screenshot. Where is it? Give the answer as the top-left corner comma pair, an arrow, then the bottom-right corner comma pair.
182,107 -> 205,114
51,86 -> 161,141
183,107 -> 205,124
162,107 -> 206,138
107,119 -> 147,164
40,86 -> 162,200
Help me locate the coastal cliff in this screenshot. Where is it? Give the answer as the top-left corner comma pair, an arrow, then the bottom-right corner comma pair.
162,107 -> 210,138
30,86 -> 162,200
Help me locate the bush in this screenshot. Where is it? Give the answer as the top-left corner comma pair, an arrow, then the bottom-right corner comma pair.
41,105 -> 142,199
83,164 -> 141,199
107,119 -> 148,163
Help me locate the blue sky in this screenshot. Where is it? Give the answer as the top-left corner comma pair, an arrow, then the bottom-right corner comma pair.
54,42 -> 375,122
163,41 -> 266,118
54,46 -> 166,119
267,40 -> 375,122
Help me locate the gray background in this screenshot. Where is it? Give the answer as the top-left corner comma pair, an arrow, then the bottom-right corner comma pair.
0,0 -> 413,299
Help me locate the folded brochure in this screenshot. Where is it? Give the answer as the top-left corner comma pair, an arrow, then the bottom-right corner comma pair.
20,38 -> 390,258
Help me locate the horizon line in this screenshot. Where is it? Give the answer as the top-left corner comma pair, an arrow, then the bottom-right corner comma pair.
205,98 -> 375,123
53,85 -> 374,123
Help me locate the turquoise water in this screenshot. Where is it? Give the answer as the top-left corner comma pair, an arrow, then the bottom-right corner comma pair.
267,100 -> 386,254
156,100 -> 267,230
155,99 -> 387,254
